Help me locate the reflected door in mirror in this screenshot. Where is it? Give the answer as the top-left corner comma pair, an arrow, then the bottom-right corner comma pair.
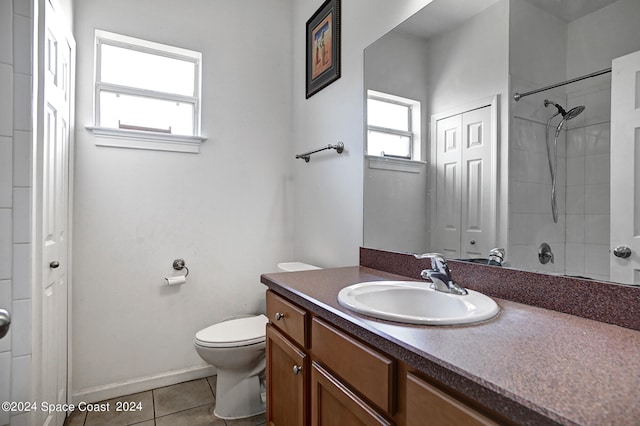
435,106 -> 493,259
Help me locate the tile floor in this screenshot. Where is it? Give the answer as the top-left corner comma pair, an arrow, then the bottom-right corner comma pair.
63,377 -> 266,426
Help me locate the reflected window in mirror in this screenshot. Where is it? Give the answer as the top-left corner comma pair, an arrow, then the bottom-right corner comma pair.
366,90 -> 421,160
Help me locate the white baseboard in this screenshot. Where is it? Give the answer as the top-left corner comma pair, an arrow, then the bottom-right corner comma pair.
72,365 -> 216,404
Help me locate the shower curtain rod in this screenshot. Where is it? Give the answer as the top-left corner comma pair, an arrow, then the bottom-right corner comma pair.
513,67 -> 611,101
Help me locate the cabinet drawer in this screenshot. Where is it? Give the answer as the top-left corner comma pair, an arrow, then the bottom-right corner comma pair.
406,373 -> 499,426
266,290 -> 308,348
311,318 -> 394,414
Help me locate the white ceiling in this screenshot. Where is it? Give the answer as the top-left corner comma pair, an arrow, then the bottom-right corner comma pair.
525,0 -> 620,22
397,0 -> 621,40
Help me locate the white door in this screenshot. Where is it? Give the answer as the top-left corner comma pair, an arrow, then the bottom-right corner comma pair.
434,106 -> 493,259
435,114 -> 463,258
610,49 -> 640,285
39,1 -> 74,425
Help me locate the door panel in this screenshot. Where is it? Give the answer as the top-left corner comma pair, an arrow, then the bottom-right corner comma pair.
610,49 -> 640,284
39,1 -> 73,425
435,105 -> 493,259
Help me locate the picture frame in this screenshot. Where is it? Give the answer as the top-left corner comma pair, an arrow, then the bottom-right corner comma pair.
306,0 -> 341,98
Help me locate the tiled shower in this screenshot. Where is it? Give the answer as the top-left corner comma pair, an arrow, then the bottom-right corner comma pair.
509,77 -> 611,281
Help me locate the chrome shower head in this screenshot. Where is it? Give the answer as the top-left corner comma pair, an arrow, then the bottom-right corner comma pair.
564,105 -> 585,121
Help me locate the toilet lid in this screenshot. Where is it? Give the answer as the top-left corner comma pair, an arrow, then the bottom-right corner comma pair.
195,314 -> 268,348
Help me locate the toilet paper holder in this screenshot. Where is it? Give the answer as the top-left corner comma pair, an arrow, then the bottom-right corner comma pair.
172,258 -> 190,277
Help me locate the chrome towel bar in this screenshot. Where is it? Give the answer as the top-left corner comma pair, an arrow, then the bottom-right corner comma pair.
296,142 -> 344,162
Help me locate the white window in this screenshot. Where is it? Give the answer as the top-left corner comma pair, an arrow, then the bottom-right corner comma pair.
367,90 -> 421,160
87,30 -> 206,153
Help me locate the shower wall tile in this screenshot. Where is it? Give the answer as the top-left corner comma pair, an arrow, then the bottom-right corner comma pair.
11,354 -> 30,402
510,213 -> 565,246
566,185 -> 585,215
13,72 -> 31,132
585,214 -> 609,245
585,123 -> 610,155
0,0 -> 12,65
565,242 -> 585,276
0,63 -> 13,137
12,243 -> 30,300
12,187 -> 31,243
0,351 -> 10,425
13,14 -> 31,76
511,182 -> 551,214
13,0 -> 32,18
585,153 -> 609,185
0,209 -> 11,279
566,156 -> 584,187
566,127 -> 585,157
0,136 -> 12,208
585,86 -> 611,126
11,298 -> 30,357
0,280 -> 11,353
510,149 -> 551,184
584,244 -> 610,280
13,130 -> 31,187
565,214 -> 585,244
585,183 -> 609,215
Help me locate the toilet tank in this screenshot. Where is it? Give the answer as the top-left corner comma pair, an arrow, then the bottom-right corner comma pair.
277,262 -> 321,272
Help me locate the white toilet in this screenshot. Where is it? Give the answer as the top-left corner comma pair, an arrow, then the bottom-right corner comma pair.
193,262 -> 319,419
194,314 -> 268,419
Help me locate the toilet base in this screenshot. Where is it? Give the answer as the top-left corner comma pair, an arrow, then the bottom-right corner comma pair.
213,363 -> 266,419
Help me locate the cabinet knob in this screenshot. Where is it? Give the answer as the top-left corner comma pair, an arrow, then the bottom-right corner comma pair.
292,365 -> 302,375
50,261 -> 60,269
274,312 -> 284,321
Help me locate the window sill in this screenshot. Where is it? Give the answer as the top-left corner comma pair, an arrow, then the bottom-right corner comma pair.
365,155 -> 426,173
86,126 -> 207,153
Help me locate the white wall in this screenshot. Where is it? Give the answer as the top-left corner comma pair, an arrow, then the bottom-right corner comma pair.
0,0 -> 34,424
291,0 -> 434,267
72,0 -> 293,401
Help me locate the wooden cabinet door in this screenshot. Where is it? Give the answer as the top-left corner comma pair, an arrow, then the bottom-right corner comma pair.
311,362 -> 392,426
266,324 -> 307,426
406,373 -> 498,426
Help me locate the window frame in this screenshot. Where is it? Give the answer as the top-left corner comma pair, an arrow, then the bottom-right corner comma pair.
366,90 -> 421,161
86,30 -> 206,153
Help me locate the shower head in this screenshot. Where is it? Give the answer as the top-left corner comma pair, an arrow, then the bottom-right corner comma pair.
564,105 -> 585,121
555,105 -> 586,135
544,100 -> 585,121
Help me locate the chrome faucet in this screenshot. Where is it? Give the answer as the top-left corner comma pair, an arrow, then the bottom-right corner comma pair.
415,253 -> 468,295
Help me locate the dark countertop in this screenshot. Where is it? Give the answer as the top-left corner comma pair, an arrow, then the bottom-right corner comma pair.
261,266 -> 640,426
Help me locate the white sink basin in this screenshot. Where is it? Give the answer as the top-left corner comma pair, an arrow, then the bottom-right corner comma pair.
337,281 -> 499,325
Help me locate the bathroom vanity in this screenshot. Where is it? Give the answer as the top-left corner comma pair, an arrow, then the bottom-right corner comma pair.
261,249 -> 640,426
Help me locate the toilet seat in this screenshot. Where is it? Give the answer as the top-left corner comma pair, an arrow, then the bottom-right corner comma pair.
195,314 -> 268,348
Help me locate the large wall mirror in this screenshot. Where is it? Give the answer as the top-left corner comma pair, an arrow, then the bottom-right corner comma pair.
363,0 -> 640,286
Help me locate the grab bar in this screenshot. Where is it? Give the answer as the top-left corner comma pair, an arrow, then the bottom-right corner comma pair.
296,142 -> 344,162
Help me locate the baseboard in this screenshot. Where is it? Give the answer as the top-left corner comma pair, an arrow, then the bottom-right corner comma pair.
72,364 -> 216,404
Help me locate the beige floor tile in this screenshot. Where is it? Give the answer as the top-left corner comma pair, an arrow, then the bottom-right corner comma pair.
155,404 -> 225,426
225,413 -> 266,426
130,421 -> 155,426
153,378 -> 215,417
206,375 -> 217,396
84,391 -> 154,426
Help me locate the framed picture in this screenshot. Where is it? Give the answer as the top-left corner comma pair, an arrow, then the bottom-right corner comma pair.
306,0 -> 341,98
